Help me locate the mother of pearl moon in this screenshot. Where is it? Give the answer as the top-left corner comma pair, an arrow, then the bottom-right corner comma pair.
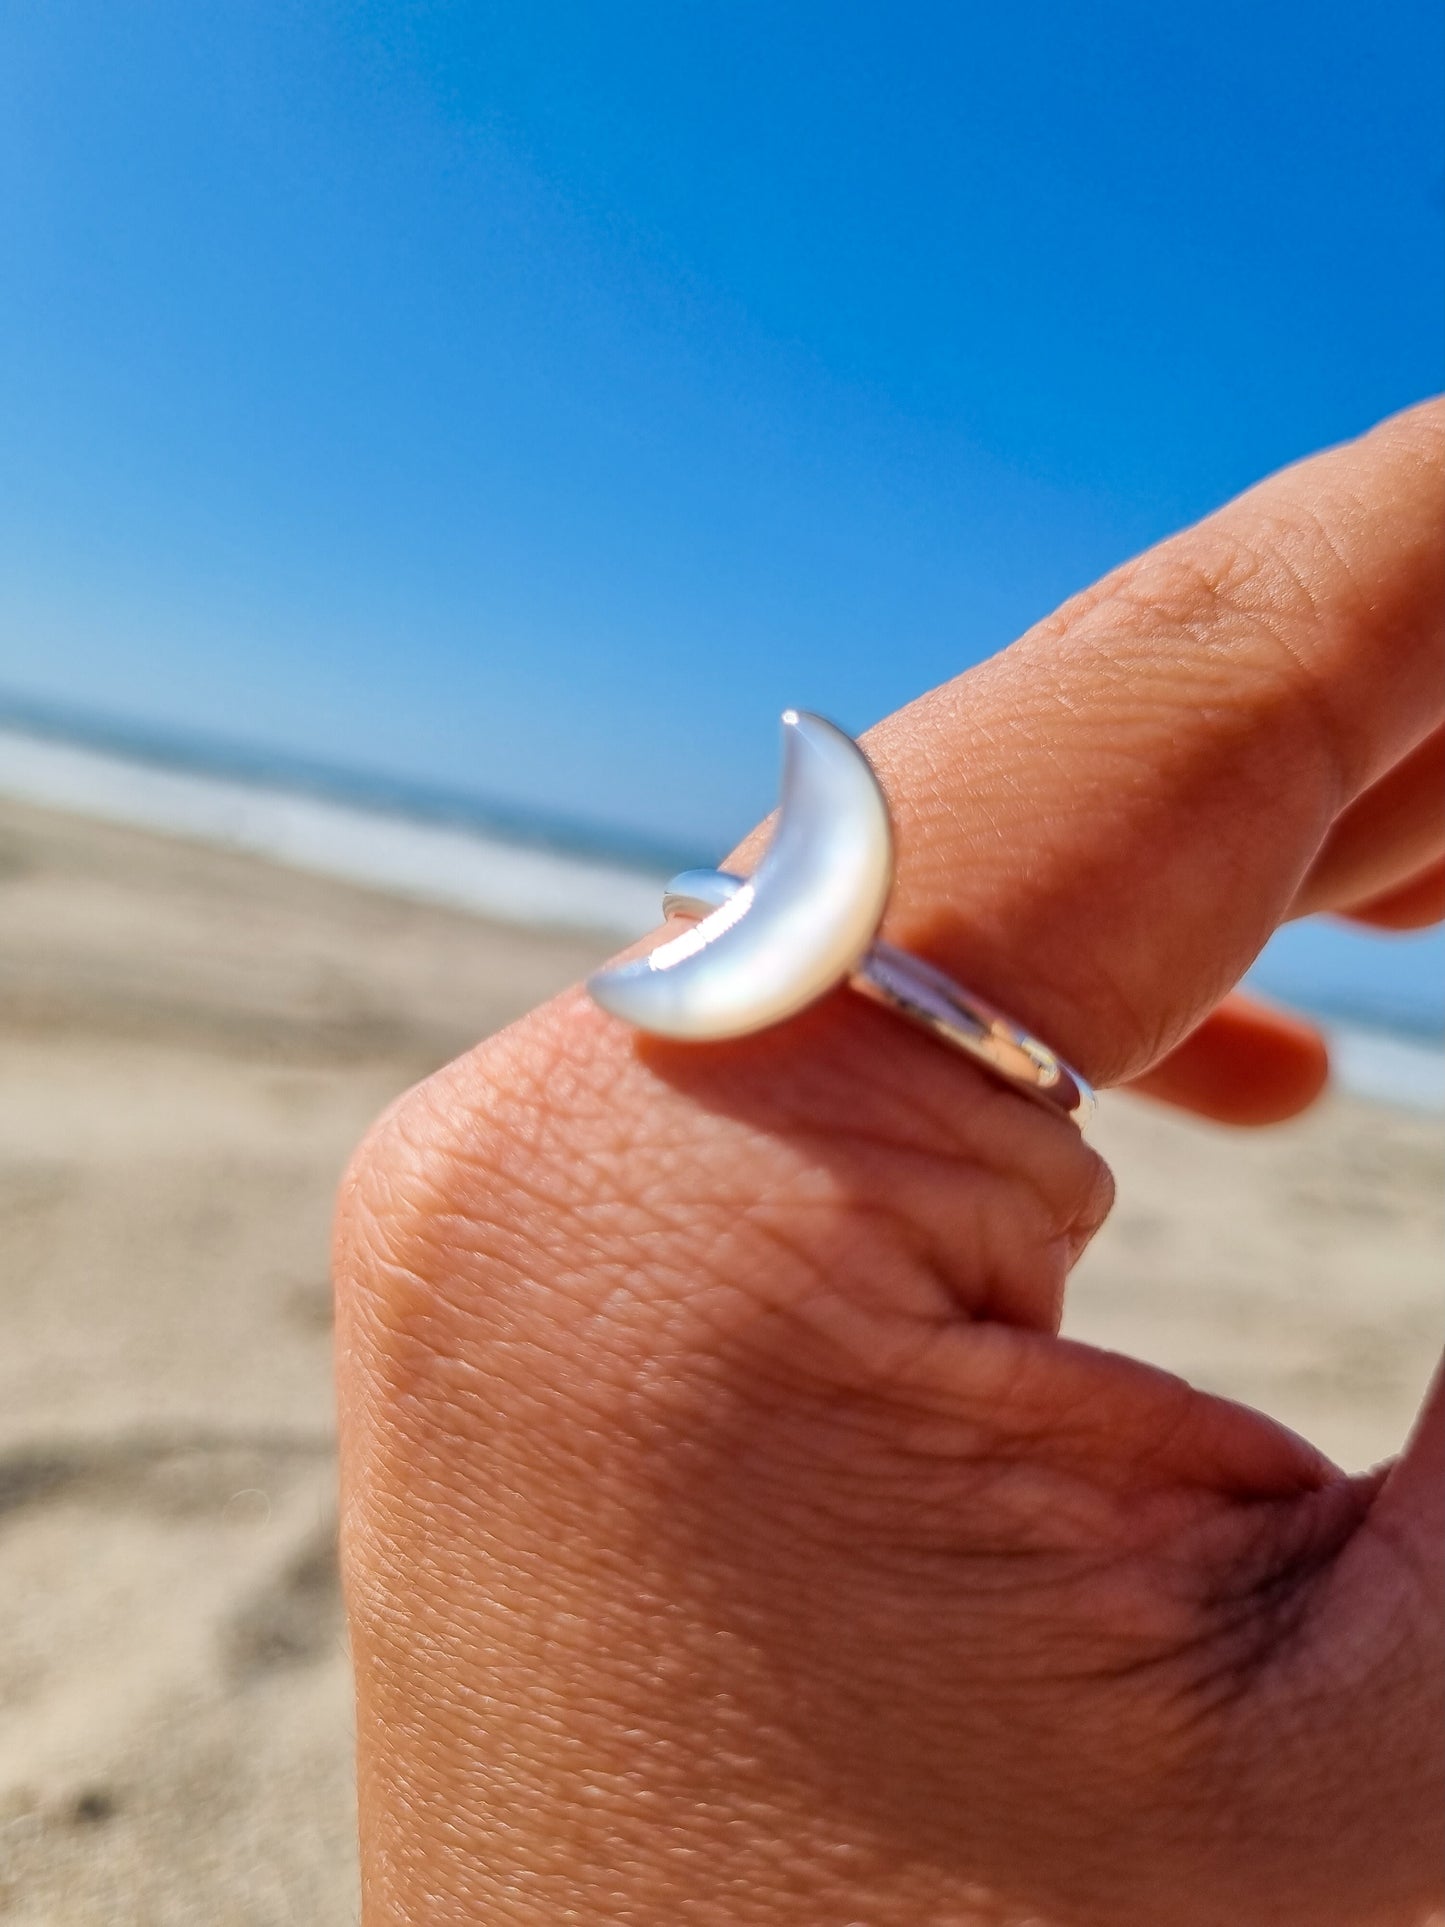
586,710 -> 894,1041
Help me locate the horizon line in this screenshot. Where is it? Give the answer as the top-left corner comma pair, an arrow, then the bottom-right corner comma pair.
0,685 -> 704,878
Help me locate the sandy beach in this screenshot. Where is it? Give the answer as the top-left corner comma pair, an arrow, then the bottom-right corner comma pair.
1,795 -> 1441,1926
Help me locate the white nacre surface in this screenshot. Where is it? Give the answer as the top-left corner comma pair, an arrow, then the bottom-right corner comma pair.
587,710 -> 893,1040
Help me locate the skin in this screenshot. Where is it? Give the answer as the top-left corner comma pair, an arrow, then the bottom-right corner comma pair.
334,400 -> 1445,1926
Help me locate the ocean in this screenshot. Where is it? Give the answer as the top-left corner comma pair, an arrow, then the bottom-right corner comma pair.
1,700 -> 1440,1113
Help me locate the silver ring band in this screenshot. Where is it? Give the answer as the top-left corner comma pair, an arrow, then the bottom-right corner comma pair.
662,870 -> 1095,1129
587,711 -> 1094,1131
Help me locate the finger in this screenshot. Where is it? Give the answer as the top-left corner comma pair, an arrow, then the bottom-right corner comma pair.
801,400 -> 1445,1088
1338,858 -> 1445,930
1292,727 -> 1445,919
1125,994 -> 1329,1126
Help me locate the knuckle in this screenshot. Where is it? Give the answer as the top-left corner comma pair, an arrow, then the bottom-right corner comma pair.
1105,529 -> 1276,640
333,994 -> 592,1338
1056,518 -> 1357,806
1034,526 -> 1273,658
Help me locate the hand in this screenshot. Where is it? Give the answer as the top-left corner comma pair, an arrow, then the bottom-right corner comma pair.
335,402 -> 1444,1926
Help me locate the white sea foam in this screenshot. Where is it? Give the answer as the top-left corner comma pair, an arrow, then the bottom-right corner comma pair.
2,724 -> 1441,1113
1324,1026 -> 1445,1114
0,726 -> 665,939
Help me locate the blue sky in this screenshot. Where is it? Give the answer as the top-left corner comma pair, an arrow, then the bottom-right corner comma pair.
1,3 -> 1442,1025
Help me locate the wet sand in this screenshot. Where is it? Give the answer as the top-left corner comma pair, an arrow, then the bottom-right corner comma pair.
1,797 -> 1440,1924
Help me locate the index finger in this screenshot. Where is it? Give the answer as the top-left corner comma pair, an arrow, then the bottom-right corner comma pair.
804,400 -> 1445,1087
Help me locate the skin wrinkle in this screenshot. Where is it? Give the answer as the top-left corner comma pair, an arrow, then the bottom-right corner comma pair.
658,998 -> 1106,1200
1110,532 -> 1354,799
719,1141 -> 1069,1339
346,1251 -> 634,1481
351,1114 -> 691,1331
1098,1484 -> 1379,1724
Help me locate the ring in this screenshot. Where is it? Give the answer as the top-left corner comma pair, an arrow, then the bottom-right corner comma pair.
587,710 -> 1095,1130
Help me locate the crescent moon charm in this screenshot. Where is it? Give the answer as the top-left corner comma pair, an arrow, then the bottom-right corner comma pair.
586,707 -> 1094,1126
586,710 -> 893,1040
